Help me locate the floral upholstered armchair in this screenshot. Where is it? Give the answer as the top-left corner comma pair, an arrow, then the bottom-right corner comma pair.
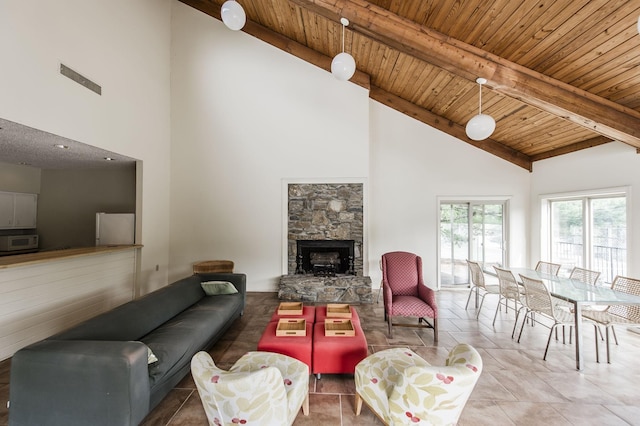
191,351 -> 309,426
354,344 -> 482,425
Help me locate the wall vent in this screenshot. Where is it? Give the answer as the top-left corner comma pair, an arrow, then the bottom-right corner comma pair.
60,63 -> 101,95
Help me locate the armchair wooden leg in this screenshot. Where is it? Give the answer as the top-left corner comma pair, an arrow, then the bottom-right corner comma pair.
302,393 -> 309,416
388,316 -> 393,338
355,393 -> 363,415
433,318 -> 438,342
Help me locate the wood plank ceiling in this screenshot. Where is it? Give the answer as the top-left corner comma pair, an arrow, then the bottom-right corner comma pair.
179,0 -> 640,171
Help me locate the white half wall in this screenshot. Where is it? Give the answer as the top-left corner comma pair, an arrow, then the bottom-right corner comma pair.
170,3 -> 370,290
0,0 -> 172,294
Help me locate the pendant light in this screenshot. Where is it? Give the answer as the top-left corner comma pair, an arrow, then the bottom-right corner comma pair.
221,0 -> 246,31
465,78 -> 496,141
331,18 -> 356,81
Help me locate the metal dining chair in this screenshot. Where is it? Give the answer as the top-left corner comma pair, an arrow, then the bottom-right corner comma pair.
518,274 -> 575,360
493,267 -> 527,337
535,261 -> 561,276
561,267 -> 604,343
570,267 -> 601,285
581,275 -> 640,363
465,260 -> 500,319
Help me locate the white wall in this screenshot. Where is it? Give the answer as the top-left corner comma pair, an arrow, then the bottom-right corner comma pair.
0,0 -> 172,294
530,142 -> 640,277
169,2 -> 534,292
368,101 -> 531,286
6,0 -> 633,298
170,3 -> 370,290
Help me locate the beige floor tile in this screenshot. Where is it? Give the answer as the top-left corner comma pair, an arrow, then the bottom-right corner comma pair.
0,384 -> 7,425
497,401 -> 572,425
458,400 -> 516,425
293,393 -> 342,425
550,402 -> 630,426
6,289 -> 638,426
605,404 -> 640,425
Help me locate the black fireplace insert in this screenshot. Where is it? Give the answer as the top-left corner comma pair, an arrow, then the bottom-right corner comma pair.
296,239 -> 355,276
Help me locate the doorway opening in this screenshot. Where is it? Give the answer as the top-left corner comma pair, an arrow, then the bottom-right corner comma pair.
439,201 -> 506,286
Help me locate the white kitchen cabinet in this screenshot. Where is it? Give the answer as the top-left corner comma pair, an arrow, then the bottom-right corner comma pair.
0,192 -> 14,227
0,191 -> 38,229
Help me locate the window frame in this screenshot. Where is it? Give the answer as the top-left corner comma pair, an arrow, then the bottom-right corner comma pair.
540,186 -> 630,283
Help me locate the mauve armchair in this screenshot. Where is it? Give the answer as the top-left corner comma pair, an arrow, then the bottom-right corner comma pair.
382,251 -> 438,341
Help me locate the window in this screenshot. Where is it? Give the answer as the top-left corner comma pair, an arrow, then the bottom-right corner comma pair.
439,200 -> 506,285
544,190 -> 627,283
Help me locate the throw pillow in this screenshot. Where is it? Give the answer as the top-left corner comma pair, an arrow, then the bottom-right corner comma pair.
131,341 -> 158,364
147,346 -> 158,364
201,280 -> 238,295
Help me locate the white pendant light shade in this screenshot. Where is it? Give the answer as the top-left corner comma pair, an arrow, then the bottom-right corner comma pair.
465,113 -> 496,141
637,15 -> 640,34
332,18 -> 356,81
465,77 -> 495,141
331,52 -> 356,81
221,0 -> 246,31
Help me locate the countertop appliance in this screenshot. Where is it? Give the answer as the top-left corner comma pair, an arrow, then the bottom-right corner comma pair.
95,213 -> 135,246
0,234 -> 39,251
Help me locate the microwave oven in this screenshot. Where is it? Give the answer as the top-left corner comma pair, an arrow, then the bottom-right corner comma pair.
0,235 -> 39,251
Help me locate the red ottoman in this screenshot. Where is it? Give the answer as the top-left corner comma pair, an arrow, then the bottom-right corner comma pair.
257,321 -> 313,372
270,305 -> 316,324
312,314 -> 368,379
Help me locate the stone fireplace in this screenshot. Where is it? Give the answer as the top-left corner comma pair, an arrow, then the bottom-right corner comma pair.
279,183 -> 372,303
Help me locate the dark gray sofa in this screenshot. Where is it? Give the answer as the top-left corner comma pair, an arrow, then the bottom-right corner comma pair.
8,272 -> 246,426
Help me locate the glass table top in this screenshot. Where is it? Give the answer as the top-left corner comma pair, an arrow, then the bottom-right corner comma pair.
509,268 -> 640,305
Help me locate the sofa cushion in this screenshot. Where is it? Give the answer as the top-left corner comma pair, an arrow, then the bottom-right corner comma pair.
51,276 -> 206,342
143,293 -> 243,389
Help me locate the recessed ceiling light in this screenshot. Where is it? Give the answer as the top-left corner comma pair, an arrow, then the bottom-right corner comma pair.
54,144 -> 69,149
104,157 -> 115,161
18,161 -> 31,166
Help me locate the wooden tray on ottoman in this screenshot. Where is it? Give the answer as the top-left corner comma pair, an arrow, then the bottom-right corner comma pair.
326,304 -> 352,318
276,319 -> 307,336
277,302 -> 303,316
324,319 -> 355,337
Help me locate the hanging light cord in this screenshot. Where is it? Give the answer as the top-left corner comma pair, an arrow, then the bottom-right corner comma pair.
341,22 -> 345,53
478,82 -> 483,115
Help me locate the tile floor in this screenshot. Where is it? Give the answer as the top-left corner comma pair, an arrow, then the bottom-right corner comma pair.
2,289 -> 640,425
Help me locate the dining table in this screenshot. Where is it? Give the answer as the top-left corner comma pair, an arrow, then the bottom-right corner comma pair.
508,268 -> 640,370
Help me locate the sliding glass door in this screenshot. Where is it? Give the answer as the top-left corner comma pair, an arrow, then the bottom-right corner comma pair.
440,201 -> 505,285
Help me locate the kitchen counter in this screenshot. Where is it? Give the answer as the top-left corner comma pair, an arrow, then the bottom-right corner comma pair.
0,245 -> 142,269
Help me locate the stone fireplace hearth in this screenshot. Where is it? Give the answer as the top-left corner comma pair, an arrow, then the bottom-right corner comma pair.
279,274 -> 372,303
280,182 -> 372,303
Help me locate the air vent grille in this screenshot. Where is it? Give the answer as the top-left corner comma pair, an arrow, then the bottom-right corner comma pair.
60,63 -> 101,95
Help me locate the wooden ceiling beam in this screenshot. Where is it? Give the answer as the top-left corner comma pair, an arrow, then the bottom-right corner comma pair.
289,0 -> 640,149
529,136 -> 612,162
179,0 -> 530,169
370,87 -> 533,171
